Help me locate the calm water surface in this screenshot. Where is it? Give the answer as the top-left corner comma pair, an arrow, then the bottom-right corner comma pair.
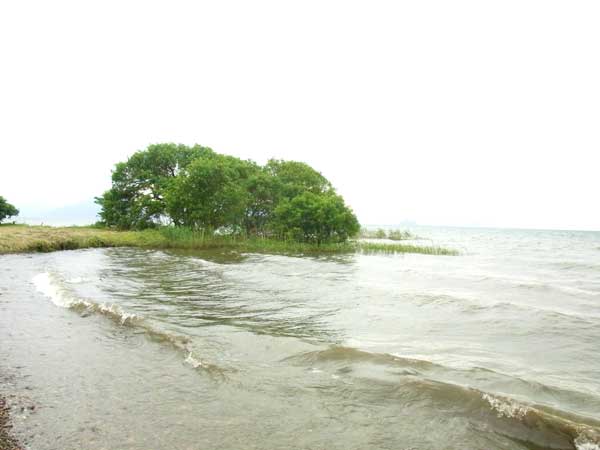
1,226 -> 599,450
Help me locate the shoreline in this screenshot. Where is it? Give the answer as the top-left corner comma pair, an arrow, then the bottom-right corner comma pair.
0,397 -> 22,450
0,225 -> 458,256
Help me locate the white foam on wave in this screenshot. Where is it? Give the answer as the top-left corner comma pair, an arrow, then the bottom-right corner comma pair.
483,391 -> 600,449
33,273 -> 226,375
575,433 -> 600,450
93,303 -> 138,325
33,272 -> 74,308
482,393 -> 529,419
184,352 -> 203,368
66,277 -> 84,284
33,272 -> 137,324
575,440 -> 600,450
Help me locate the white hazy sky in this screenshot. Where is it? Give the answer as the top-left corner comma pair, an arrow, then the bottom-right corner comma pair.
1,0 -> 598,230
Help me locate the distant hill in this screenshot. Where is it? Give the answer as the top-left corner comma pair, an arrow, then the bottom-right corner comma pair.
18,200 -> 100,226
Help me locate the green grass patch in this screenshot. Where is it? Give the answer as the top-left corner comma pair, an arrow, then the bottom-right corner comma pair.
0,225 -> 458,256
356,241 -> 459,256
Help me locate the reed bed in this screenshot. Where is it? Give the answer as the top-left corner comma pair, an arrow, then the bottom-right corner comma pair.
356,241 -> 459,256
359,228 -> 417,240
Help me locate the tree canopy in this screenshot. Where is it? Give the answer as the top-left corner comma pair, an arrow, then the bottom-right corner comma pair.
96,144 -> 360,244
95,143 -> 213,229
166,154 -> 257,230
0,196 -> 19,223
271,191 -> 360,244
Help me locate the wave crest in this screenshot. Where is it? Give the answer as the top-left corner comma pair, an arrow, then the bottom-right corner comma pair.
32,272 -> 227,378
482,393 -> 530,419
33,272 -> 138,324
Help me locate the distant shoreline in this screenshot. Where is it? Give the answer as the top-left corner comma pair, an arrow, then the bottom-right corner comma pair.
0,225 -> 458,256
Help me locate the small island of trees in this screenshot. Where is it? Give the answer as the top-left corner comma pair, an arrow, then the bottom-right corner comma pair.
95,144 -> 360,244
0,196 -> 19,223
0,148 -> 455,255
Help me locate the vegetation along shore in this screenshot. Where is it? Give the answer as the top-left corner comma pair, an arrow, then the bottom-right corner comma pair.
0,225 -> 458,256
0,143 -> 458,256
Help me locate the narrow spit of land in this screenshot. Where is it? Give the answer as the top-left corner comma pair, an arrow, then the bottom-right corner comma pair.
0,225 -> 458,256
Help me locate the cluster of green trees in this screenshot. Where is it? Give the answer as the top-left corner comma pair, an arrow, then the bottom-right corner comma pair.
0,196 -> 19,222
96,144 -> 360,244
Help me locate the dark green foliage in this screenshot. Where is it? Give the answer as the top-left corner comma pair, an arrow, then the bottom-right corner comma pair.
95,143 -> 213,229
242,168 -> 278,235
265,159 -> 332,199
97,144 -> 360,243
271,192 -> 360,244
166,154 -> 257,230
0,196 -> 19,222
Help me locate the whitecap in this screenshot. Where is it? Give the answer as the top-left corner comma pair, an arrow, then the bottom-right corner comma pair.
33,272 -> 75,308
482,393 -> 529,419
575,432 -> 600,450
33,272 -> 137,325
184,352 -> 203,369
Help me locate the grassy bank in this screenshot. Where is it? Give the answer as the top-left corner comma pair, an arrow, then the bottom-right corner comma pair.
0,225 -> 458,256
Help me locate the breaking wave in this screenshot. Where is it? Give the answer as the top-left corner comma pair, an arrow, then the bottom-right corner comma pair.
32,272 -> 226,377
33,272 -> 139,324
287,346 -> 600,449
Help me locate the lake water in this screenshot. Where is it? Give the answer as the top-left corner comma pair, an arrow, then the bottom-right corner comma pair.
1,226 -> 600,450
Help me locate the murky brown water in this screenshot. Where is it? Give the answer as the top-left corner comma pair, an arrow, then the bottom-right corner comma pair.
1,227 -> 600,449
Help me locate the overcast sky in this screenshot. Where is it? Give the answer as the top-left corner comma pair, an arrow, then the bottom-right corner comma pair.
1,1 -> 598,230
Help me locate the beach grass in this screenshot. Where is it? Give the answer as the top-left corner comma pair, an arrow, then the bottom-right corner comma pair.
0,224 -> 458,256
